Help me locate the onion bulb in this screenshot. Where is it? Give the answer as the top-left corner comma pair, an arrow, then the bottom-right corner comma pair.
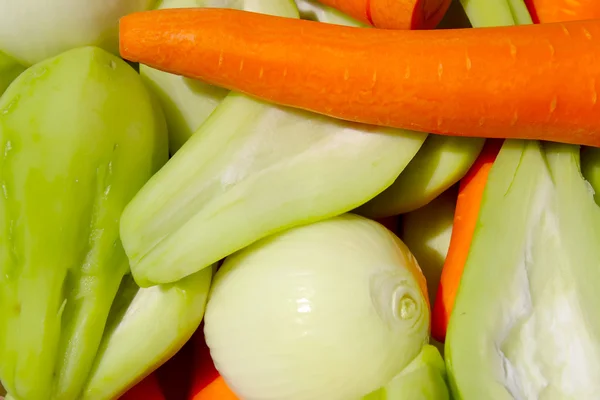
0,0 -> 154,66
204,213 -> 431,400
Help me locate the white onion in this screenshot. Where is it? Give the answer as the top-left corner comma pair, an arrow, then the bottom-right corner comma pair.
0,0 -> 154,66
204,213 -> 430,400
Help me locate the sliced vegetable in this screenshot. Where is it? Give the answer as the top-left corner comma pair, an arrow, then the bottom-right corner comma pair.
527,0 -> 600,211
120,9 -> 600,147
0,0 -> 154,66
122,92 -> 424,286
141,0 -> 297,154
358,136 -> 484,217
0,46 -> 167,400
204,214 -> 430,400
119,0 -> 426,286
401,186 -> 457,307
431,140 -> 502,343
314,0 -> 451,29
458,0 -> 517,26
82,266 -> 213,400
299,0 -> 484,218
430,0 -> 524,345
525,0 -> 600,23
446,141 -> 600,399
298,0 -> 480,220
363,345 -> 449,400
506,0 -> 534,24
0,51 -> 24,95
394,0 -> 488,224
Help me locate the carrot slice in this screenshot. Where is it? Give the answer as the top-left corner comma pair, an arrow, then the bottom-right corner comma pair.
120,373 -> 165,400
315,0 -> 452,29
430,139 -> 503,343
120,9 -> 600,147
525,0 -> 600,23
188,327 -> 238,400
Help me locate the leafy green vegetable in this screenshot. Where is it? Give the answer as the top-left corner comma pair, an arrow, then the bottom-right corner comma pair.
446,140 -> 600,399
0,46 -> 167,400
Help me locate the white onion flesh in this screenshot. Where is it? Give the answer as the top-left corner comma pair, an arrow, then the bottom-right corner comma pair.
204,213 -> 430,400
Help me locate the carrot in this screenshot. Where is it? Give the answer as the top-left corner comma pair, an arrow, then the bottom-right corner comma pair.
315,0 -> 452,29
430,139 -> 503,343
188,327 -> 238,400
120,373 -> 166,400
525,0 -> 600,24
120,8 -> 600,148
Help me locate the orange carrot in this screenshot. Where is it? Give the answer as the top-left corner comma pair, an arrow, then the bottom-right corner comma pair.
316,0 -> 451,29
525,0 -> 600,24
188,328 -> 238,400
119,8 -> 600,148
430,139 -> 503,343
120,373 -> 166,400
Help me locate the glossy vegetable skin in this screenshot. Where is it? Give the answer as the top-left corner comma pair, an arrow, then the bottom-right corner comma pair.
0,46 -> 167,400
204,214 -> 430,400
120,8 -> 600,147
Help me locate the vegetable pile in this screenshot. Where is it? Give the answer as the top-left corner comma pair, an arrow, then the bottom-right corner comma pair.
0,0 -> 599,399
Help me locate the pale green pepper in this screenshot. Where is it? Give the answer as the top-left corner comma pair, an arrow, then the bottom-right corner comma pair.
0,46 -> 167,400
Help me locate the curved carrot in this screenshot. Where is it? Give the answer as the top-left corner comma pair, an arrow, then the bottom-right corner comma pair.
315,0 -> 451,29
430,139 -> 503,343
120,373 -> 165,400
120,9 -> 600,148
188,328 -> 238,400
191,376 -> 238,400
525,0 -> 600,24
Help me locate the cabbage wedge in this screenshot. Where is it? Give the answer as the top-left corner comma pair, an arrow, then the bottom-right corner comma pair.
446,140 -> 600,400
